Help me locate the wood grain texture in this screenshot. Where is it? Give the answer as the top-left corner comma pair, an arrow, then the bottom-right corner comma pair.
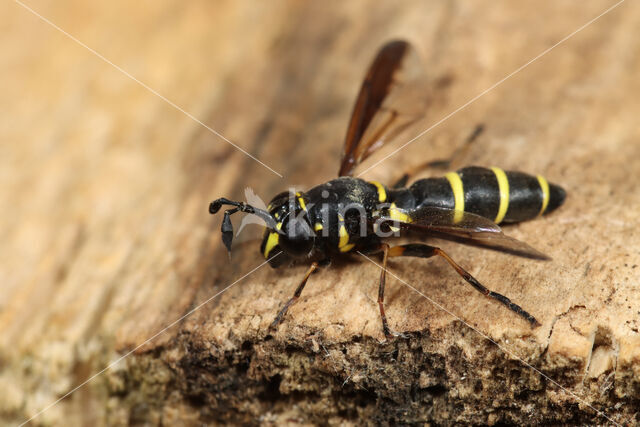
1,1 -> 639,425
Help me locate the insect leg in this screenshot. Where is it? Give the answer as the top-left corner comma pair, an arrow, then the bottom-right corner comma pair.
270,262 -> 319,330
376,244 -> 409,340
388,243 -> 540,327
378,244 -> 392,338
392,158 -> 455,188
391,124 -> 484,188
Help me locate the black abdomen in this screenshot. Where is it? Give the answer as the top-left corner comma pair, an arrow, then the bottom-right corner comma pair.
408,166 -> 565,223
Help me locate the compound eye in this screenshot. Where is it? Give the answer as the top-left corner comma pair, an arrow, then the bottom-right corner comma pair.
279,217 -> 314,256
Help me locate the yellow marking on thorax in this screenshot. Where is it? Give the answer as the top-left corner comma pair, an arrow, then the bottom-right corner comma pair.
491,167 -> 510,224
296,192 -> 307,212
337,213 -> 355,252
370,181 -> 387,203
263,232 -> 279,258
537,175 -> 550,216
445,172 -> 465,223
314,222 -> 323,232
388,203 -> 411,223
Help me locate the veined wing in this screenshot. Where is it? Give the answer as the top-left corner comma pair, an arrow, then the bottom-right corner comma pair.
380,206 -> 549,260
339,40 -> 430,176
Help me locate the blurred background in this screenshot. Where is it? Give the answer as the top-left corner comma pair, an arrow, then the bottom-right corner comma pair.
2,1 -> 639,425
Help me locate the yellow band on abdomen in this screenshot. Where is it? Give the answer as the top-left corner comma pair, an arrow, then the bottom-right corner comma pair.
537,175 -> 550,216
491,167 -> 510,223
445,172 -> 464,223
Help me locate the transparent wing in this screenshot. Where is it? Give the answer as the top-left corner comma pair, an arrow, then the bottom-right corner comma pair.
339,40 -> 430,176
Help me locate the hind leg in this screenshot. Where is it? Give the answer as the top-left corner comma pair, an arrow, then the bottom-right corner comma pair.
392,124 -> 484,188
386,243 -> 540,327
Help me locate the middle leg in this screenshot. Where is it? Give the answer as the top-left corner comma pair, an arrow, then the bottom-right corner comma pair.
376,244 -> 409,339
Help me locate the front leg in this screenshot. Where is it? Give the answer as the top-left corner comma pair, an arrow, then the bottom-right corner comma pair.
270,262 -> 319,330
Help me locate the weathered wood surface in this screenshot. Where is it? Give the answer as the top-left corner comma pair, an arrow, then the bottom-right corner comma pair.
2,1 -> 639,425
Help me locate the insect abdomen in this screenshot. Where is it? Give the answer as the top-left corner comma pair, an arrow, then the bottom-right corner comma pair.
409,166 -> 565,223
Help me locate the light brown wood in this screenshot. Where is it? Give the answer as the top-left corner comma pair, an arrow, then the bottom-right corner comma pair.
1,1 -> 639,425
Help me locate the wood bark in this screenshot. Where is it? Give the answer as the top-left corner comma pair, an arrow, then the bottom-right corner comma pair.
1,1 -> 639,425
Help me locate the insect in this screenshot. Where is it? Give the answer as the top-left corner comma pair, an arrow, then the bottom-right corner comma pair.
209,40 -> 565,339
